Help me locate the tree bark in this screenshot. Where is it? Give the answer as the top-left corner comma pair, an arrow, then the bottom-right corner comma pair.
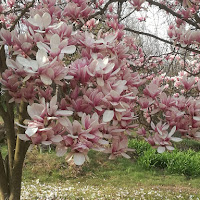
0,101 -> 29,200
9,138 -> 29,200
0,151 -> 9,199
9,101 -> 29,200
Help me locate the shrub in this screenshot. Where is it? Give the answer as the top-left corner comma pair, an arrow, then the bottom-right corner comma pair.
173,139 -> 200,152
128,139 -> 151,156
130,139 -> 200,177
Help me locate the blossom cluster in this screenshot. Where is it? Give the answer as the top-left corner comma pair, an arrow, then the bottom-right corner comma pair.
1,0 -> 200,165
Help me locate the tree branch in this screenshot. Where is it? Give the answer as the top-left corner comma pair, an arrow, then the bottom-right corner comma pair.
10,0 -> 35,31
89,0 -> 127,19
124,27 -> 200,54
146,0 -> 200,29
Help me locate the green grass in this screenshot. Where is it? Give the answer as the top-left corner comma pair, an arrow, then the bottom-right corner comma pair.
21,148 -> 200,199
2,139 -> 200,198
22,147 -> 200,189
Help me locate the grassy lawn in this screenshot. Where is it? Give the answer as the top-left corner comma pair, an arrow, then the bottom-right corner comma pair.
20,147 -> 200,199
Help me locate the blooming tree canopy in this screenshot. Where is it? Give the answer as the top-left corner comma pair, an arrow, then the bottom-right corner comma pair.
1,0 -> 200,199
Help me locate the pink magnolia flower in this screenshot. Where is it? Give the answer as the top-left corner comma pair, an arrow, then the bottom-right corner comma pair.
130,0 -> 146,10
181,76 -> 195,90
27,12 -> 51,31
150,123 -> 182,153
0,28 -> 16,46
37,33 -> 76,59
143,82 -> 162,99
18,96 -> 73,141
56,113 -> 107,165
107,134 -> 133,159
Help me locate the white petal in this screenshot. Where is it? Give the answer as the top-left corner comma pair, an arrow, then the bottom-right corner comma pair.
97,77 -> 104,86
50,34 -> 60,48
115,108 -> 126,112
56,146 -> 67,157
15,122 -> 28,129
193,116 -> 200,121
50,95 -> 57,108
40,74 -> 52,85
104,63 -> 115,74
98,139 -> 109,145
85,133 -> 95,139
18,134 -> 30,141
95,106 -> 103,111
28,14 -> 41,27
37,42 -> 50,51
103,110 -> 114,123
195,132 -> 200,137
151,121 -> 155,130
27,103 -> 44,119
58,118 -> 68,127
6,58 -> 18,69
42,141 -> 52,145
42,12 -> 51,28
29,60 -> 38,71
55,110 -> 73,116
168,126 -> 176,137
166,146 -> 175,151
51,135 -> 63,143
36,49 -> 48,66
61,45 -> 76,54
105,34 -> 117,43
25,127 -> 38,137
170,137 -> 182,142
157,146 -> 165,153
157,128 -> 163,135
16,56 -> 31,67
121,152 -> 131,159
73,153 -> 85,165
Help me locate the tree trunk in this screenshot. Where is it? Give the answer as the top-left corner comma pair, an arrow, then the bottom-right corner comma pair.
9,139 -> 29,200
0,152 -> 9,199
0,140 -> 29,200
0,101 -> 29,200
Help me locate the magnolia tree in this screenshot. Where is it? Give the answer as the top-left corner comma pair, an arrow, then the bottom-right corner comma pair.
1,0 -> 200,199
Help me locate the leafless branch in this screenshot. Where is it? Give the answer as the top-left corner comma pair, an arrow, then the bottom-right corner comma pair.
125,27 -> 200,54
146,0 -> 200,29
10,0 -> 35,31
